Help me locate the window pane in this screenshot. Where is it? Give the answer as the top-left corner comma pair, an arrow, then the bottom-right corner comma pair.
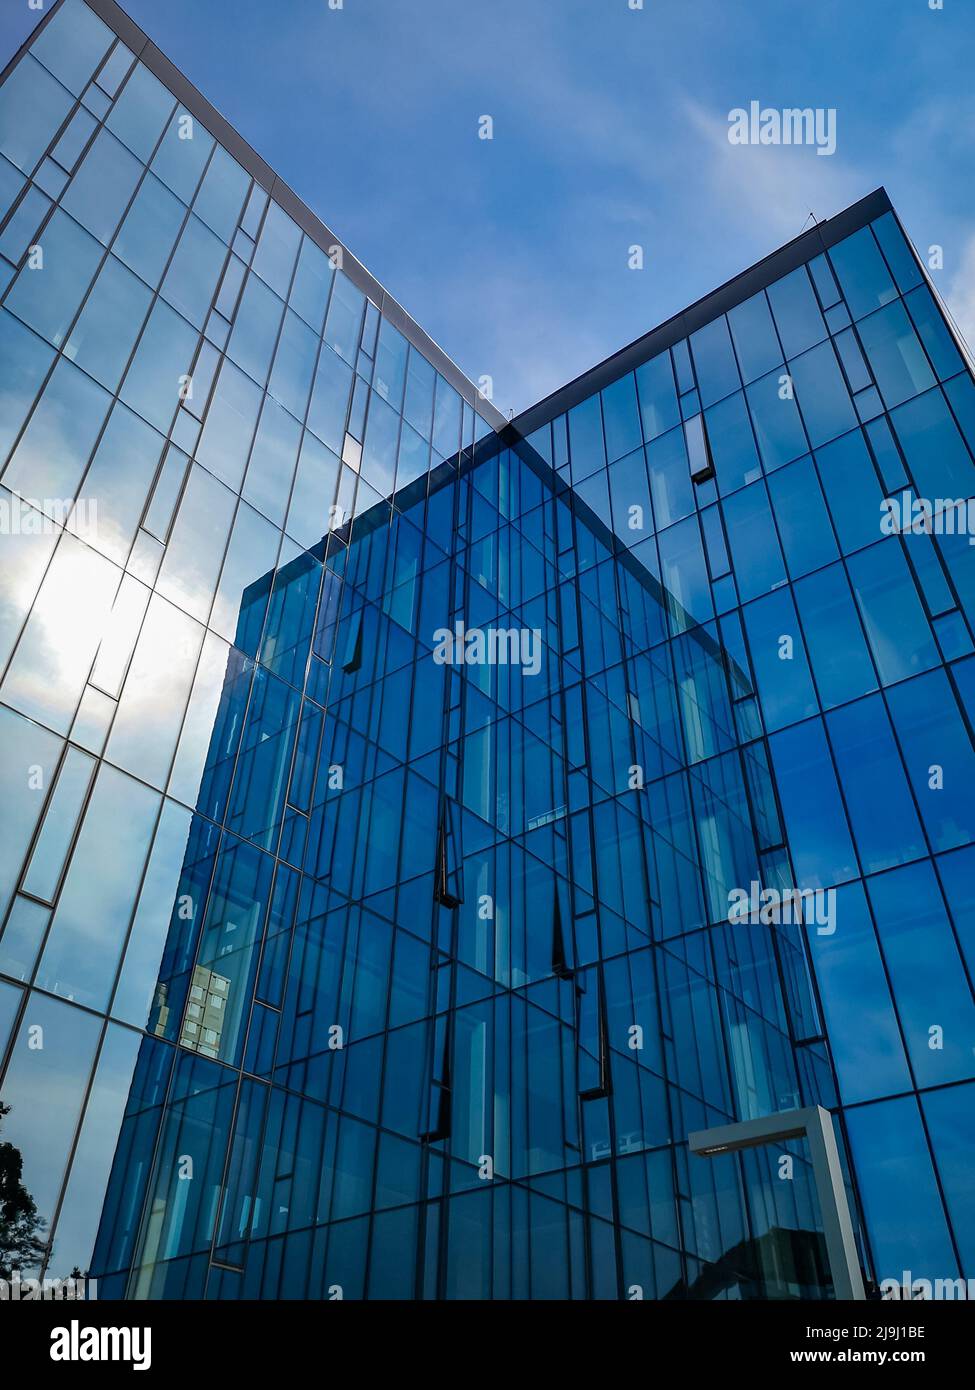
5,207 -> 102,347
195,358 -> 262,490
689,316 -> 740,406
0,993 -> 102,1242
727,291 -> 782,383
31,0 -> 113,96
793,563 -> 877,708
61,128 -> 143,245
867,861 -> 975,1086
106,62 -> 175,162
746,367 -> 808,471
151,108 -> 214,204
161,213 -> 227,328
120,298 -> 198,433
828,227 -> 898,320
113,171 -> 185,288
767,266 -> 826,358
37,764 -> 161,1008
847,540 -> 940,685
789,340 -> 857,447
65,253 -> 152,391
243,397 -> 302,527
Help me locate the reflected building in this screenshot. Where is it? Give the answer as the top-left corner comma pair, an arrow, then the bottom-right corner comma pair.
0,0 -> 974,1301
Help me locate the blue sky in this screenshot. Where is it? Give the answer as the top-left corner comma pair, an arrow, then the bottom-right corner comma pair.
3,0 -> 974,416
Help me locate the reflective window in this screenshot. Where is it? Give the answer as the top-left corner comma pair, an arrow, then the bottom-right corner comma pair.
5,207 -> 102,347
65,253 -> 152,390
113,171 -> 186,288
704,391 -> 762,494
0,308 -> 55,460
106,62 -> 175,162
252,200 -> 301,299
689,315 -> 740,406
827,695 -> 925,874
243,397 -> 302,527
845,1096 -> 958,1279
867,861 -> 975,1086
3,355 -> 110,506
156,464 -> 237,622
767,266 -> 826,358
746,367 -> 808,471
61,128 -> 143,245
767,454 -> 838,577
161,214 -> 227,328
289,235 -> 333,334
828,227 -> 898,320
228,271 -> 284,386
31,0 -> 113,97
727,291 -> 782,384
0,57 -> 73,175
0,993 -> 102,1240
847,540 -> 940,685
794,563 -> 877,708
806,882 -> 910,1103
195,357 -> 262,490
268,309 -> 318,421
742,589 -> 818,731
886,669 -> 975,852
37,764 -> 160,1009
151,107 -> 214,203
789,340 -> 857,446
857,300 -> 936,409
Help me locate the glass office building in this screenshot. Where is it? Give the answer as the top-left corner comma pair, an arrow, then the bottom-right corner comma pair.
0,0 -> 973,1300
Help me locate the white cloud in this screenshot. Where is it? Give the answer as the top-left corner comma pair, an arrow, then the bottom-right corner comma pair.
944,233 -> 975,359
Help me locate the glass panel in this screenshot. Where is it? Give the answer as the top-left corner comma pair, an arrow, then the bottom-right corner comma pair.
61,128 -> 143,245
227,271 -> 285,386
689,316 -> 740,406
727,291 -> 782,383
21,745 -> 96,902
156,465 -> 237,622
113,171 -> 186,288
0,57 -> 74,175
4,207 -> 102,347
151,108 -> 214,204
0,308 -> 55,462
3,356 -> 110,517
242,396 -> 302,527
847,540 -> 940,685
0,993 -> 101,1250
767,266 -> 826,357
120,298 -> 199,433
105,593 -> 205,790
828,227 -> 898,320
161,213 -> 227,328
793,563 -> 877,708
193,144 -> 250,242
268,309 -> 318,421
64,253 -> 153,391
106,62 -> 175,162
195,358 -> 262,490
31,0 -> 113,96
856,300 -> 936,409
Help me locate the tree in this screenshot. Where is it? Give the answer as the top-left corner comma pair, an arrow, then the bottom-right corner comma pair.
0,1101 -> 46,1280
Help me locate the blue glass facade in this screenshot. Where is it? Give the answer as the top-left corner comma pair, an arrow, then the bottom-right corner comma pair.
1,0 -> 974,1301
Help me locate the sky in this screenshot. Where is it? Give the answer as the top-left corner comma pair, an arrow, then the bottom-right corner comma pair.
2,0 -> 974,418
